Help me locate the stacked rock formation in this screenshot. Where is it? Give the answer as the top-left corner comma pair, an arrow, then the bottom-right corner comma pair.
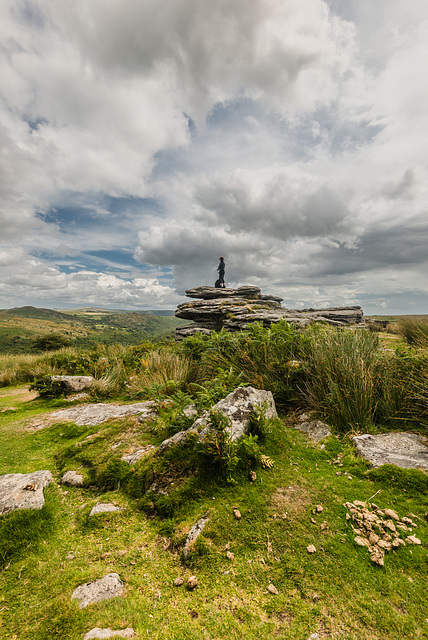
175,285 -> 363,339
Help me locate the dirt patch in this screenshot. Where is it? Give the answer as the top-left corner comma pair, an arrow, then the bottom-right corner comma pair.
269,484 -> 310,516
0,387 -> 38,402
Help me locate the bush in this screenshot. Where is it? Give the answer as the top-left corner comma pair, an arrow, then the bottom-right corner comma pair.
31,334 -> 71,351
185,321 -> 308,407
30,375 -> 67,398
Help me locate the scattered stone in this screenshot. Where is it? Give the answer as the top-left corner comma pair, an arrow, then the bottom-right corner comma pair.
307,545 -> 317,554
186,576 -> 198,590
49,401 -> 157,427
0,470 -> 52,515
352,432 -> 428,469
66,393 -> 91,402
369,532 -> 380,545
344,501 -> 422,565
377,540 -> 392,551
267,583 -> 279,595
66,553 -> 76,560
158,386 -> 277,453
315,505 -> 324,513
83,628 -> 135,639
89,503 -> 125,517
61,470 -> 84,487
233,508 -> 242,520
183,513 -> 210,559
226,550 -> 234,561
307,634 -> 321,640
384,509 -> 400,521
354,537 -> 370,548
174,577 -> 184,586
121,446 -> 155,465
370,550 -> 385,566
72,573 -> 124,609
292,413 -> 331,443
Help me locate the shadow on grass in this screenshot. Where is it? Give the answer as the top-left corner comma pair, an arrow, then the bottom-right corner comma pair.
0,503 -> 55,569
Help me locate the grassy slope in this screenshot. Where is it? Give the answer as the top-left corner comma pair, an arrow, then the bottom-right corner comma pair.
0,388 -> 427,639
0,307 -> 186,353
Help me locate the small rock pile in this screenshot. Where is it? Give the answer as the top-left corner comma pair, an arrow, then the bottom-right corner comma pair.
344,500 -> 422,566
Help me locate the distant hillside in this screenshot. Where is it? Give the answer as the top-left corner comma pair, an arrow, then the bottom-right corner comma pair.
0,306 -> 186,354
0,306 -> 73,321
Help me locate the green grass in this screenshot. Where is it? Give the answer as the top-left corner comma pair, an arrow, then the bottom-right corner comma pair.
0,387 -> 427,639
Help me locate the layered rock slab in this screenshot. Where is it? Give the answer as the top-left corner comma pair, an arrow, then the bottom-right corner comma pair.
352,432 -> 428,469
48,401 -> 157,427
175,286 -> 363,338
0,470 -> 52,516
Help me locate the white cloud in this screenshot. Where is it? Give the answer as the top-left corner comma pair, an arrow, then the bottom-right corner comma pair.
0,0 -> 427,312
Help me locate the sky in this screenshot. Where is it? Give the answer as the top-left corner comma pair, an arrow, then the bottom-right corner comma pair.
1,0 -> 427,314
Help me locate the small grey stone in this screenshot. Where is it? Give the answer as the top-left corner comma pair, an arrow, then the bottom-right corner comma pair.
183,513 -> 210,559
121,446 -> 155,465
83,626 -> 135,639
89,503 -> 125,517
292,417 -> 331,443
71,573 -> 124,608
61,470 -> 84,487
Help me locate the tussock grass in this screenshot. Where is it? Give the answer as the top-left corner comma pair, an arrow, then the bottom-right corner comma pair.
0,351 -> 62,387
126,348 -> 196,398
397,316 -> 428,347
303,328 -> 384,432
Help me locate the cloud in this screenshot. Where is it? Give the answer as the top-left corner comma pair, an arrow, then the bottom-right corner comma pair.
0,0 -> 427,313
0,251 -> 178,309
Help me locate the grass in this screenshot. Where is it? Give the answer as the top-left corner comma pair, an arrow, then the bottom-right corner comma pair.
1,385 -> 427,639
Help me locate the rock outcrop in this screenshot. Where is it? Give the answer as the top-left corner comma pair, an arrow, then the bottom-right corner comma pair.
352,432 -> 428,469
158,386 -> 277,453
175,286 -> 363,338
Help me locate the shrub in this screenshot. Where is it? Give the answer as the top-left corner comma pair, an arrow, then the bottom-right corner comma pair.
30,375 -> 67,398
186,321 -> 308,407
31,334 -> 71,351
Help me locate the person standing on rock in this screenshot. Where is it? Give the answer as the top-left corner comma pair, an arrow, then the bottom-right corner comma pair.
216,257 -> 226,288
